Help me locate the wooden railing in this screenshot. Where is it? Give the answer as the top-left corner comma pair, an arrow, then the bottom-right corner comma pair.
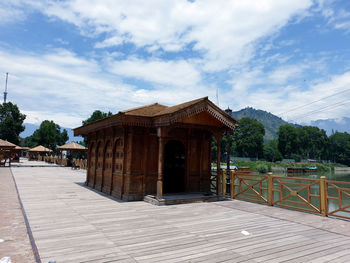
210,170 -> 218,194
223,169 -> 350,220
39,156 -> 87,169
326,180 -> 350,220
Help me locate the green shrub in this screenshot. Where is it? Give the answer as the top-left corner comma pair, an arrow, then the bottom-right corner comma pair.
257,164 -> 268,173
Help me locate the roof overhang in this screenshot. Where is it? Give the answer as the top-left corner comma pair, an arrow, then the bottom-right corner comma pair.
74,97 -> 237,136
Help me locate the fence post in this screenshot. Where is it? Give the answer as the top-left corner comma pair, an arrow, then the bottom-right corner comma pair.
320,176 -> 327,217
268,172 -> 273,206
230,170 -> 235,199
222,169 -> 227,196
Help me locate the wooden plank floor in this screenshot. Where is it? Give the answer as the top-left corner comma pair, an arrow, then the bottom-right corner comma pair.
11,166 -> 350,263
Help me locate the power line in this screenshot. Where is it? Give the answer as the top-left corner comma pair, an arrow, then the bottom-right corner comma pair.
290,98 -> 350,121
278,87 -> 350,116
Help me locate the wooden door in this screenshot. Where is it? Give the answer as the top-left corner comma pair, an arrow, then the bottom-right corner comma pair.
163,140 -> 186,193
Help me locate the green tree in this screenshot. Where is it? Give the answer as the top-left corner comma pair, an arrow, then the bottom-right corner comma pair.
20,135 -> 37,148
233,117 -> 265,158
263,140 -> 283,162
278,125 -> 298,158
82,110 -> 112,126
22,120 -> 69,151
0,102 -> 26,145
278,125 -> 329,160
296,126 -> 329,160
82,110 -> 113,144
329,132 -> 350,166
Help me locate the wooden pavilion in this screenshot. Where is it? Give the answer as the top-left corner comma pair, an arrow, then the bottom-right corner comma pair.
0,139 -> 16,166
11,145 -> 24,163
74,97 -> 237,201
57,142 -> 87,153
28,145 -> 52,160
57,141 -> 87,166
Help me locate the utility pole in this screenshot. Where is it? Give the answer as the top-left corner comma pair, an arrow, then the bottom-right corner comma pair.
216,87 -> 219,106
3,72 -> 8,103
224,107 -> 233,194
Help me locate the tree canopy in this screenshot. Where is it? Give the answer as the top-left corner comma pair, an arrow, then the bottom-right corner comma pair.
82,110 -> 112,126
263,139 -> 282,162
278,124 -> 329,161
329,132 -> 350,166
0,102 -> 26,145
233,117 -> 265,158
21,120 -> 68,151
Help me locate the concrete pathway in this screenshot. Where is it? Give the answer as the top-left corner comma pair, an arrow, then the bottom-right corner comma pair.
11,158 -> 61,167
9,166 -> 350,262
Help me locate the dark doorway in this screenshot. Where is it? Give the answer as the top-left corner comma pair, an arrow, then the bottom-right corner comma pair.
163,140 -> 186,193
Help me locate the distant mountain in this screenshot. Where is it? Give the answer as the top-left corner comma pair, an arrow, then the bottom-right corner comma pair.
20,123 -> 83,143
310,117 -> 350,136
231,107 -> 290,141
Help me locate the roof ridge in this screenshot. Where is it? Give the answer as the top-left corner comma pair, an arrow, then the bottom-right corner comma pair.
121,102 -> 167,113
153,96 -> 208,116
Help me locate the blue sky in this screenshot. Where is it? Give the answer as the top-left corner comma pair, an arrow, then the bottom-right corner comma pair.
1,0 -> 350,128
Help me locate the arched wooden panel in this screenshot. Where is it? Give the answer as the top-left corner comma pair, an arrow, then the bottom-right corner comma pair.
111,138 -> 124,198
102,140 -> 113,194
87,142 -> 96,188
94,141 -> 104,191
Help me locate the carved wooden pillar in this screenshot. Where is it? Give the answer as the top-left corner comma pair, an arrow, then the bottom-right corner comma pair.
157,127 -> 165,200
142,128 -> 150,196
216,133 -> 222,195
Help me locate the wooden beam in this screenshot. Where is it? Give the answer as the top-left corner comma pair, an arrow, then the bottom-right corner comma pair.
216,134 -> 222,196
157,127 -> 165,200
142,128 -> 149,196
185,128 -> 190,192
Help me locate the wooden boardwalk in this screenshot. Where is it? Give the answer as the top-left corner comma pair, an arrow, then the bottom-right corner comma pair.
9,166 -> 350,263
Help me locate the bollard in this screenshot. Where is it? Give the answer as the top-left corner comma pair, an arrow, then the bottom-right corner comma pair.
222,169 -> 227,196
320,176 -> 327,217
230,170 -> 235,199
267,172 -> 273,206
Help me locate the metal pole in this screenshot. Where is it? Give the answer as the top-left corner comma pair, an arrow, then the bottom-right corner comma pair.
4,72 -> 8,103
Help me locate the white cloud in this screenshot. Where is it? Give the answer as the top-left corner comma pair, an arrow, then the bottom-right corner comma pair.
316,0 -> 350,32
0,1 -> 45,24
0,2 -> 26,24
258,72 -> 350,124
22,110 -> 83,128
0,48 -> 212,127
3,0 -> 350,128
0,49 -> 139,127
107,58 -> 201,87
36,0 -> 313,71
268,65 -> 307,85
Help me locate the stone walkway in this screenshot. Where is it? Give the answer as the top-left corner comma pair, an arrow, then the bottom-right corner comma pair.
6,166 -> 350,262
0,168 -> 36,262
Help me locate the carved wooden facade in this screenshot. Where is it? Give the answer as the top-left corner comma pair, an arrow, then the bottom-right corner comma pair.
74,97 -> 237,201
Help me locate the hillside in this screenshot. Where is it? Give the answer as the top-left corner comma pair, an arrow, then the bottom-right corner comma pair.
231,107 -> 289,141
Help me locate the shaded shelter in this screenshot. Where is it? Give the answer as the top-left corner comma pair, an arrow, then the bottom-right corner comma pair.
0,139 -> 16,166
28,145 -> 52,160
20,147 -> 30,158
57,141 -> 87,166
74,97 -> 237,201
11,145 -> 24,163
